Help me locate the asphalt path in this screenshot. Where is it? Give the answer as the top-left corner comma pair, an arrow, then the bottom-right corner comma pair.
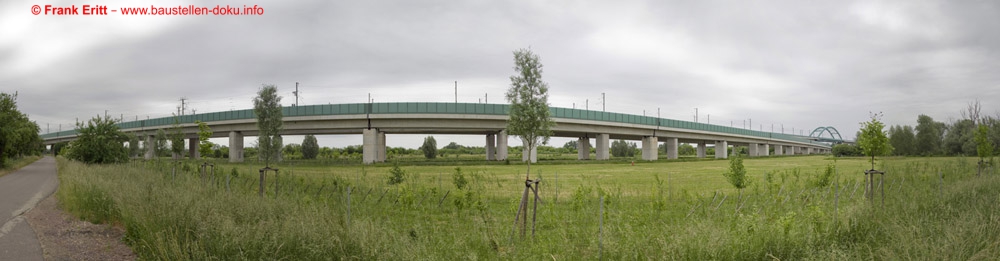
0,157 -> 58,261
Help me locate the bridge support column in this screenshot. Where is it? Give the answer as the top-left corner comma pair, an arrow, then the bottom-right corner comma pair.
596,134 -> 610,160
144,135 -> 154,160
761,144 -> 770,156
715,141 -> 728,159
806,147 -> 813,155
229,131 -> 243,162
775,145 -> 784,155
665,138 -> 679,159
697,141 -> 706,158
189,138 -> 200,160
642,136 -> 658,161
486,134 -> 496,161
748,143 -> 759,157
496,130 -> 508,161
521,142 -> 537,163
363,128 -> 385,164
577,137 -> 591,160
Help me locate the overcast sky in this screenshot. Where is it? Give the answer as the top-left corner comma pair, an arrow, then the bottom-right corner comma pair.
3,0 -> 999,149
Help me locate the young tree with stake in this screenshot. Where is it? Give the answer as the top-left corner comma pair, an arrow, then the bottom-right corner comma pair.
506,48 -> 555,241
254,84 -> 283,168
857,112 -> 893,171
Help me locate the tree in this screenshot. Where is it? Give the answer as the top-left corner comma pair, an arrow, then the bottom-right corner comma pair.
975,124 -> 994,176
196,120 -> 213,158
943,119 -> 975,156
169,117 -> 185,159
443,142 -> 461,150
832,143 -> 862,157
562,140 -> 578,152
127,132 -> 141,158
0,92 -> 42,166
915,114 -> 944,156
65,115 -> 128,164
154,129 -> 168,158
723,154 -> 749,200
857,112 -> 893,170
302,135 -> 319,159
420,136 -> 437,159
889,125 -> 916,156
611,139 -> 637,157
253,84 -> 284,168
506,48 -> 556,179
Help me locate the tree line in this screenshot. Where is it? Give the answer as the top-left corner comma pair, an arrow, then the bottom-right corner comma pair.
835,101 -> 1000,158
0,92 -> 43,167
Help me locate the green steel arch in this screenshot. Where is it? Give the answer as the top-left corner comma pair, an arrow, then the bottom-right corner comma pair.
808,126 -> 843,142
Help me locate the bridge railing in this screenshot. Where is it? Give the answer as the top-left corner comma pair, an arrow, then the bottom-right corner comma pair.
40,102 -> 825,145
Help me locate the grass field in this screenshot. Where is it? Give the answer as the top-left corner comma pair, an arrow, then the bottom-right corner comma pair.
55,155 -> 1000,259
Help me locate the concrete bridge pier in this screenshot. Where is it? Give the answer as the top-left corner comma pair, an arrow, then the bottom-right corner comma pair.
486,134 -> 496,161
577,137 -> 591,160
596,134 -> 610,160
641,136 -> 658,161
144,135 -> 154,160
521,143 -> 537,163
229,131 -> 244,162
715,140 -> 728,159
188,138 -> 200,160
363,128 -> 386,164
806,147 -> 813,155
496,130 -> 508,161
665,137 -> 679,159
696,142 -> 706,158
748,143 -> 759,157
761,144 -> 770,156
775,145 -> 784,155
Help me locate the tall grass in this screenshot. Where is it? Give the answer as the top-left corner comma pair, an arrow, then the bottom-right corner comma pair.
56,156 -> 1000,259
0,155 -> 41,177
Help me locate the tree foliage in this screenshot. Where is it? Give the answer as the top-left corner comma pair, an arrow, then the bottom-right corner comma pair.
832,144 -> 862,157
506,48 -> 555,179
915,114 -> 944,156
65,115 -> 128,164
0,92 -> 42,166
154,129 -> 168,158
196,120 -> 213,158
169,117 -> 185,159
611,139 -> 637,157
723,154 -> 749,198
253,84 -> 284,168
975,124 -> 993,162
889,125 -> 916,156
420,136 -> 437,159
857,112 -> 893,170
302,135 -> 319,159
127,132 -> 141,158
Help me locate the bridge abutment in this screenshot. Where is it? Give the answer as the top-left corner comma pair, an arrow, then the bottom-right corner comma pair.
596,134 -> 609,160
665,138 -> 678,159
144,135 -> 154,160
189,138 -> 199,160
486,134 -> 496,161
715,140 -> 728,159
521,142 -> 537,163
496,130 -> 508,161
577,137 -> 591,160
363,128 -> 386,164
229,131 -> 244,162
642,136 -> 658,161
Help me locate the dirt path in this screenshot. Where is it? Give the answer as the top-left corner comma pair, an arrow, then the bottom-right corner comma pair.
25,193 -> 135,260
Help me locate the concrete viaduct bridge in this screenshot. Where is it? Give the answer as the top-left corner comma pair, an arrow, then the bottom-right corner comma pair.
40,102 -> 835,164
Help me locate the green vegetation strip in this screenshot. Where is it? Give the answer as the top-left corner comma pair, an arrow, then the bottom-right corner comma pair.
0,156 -> 41,178
56,156 -> 1000,259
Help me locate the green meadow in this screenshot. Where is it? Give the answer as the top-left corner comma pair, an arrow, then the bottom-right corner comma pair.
56,155 -> 1000,259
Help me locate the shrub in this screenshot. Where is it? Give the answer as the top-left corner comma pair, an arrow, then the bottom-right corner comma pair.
387,162 -> 406,185
452,167 -> 467,190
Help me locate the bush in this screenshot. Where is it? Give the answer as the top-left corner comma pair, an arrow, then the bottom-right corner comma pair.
387,162 -> 406,185
452,167 -> 467,190
302,135 -> 319,159
611,139 -> 637,157
832,144 -> 862,157
65,115 -> 128,164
